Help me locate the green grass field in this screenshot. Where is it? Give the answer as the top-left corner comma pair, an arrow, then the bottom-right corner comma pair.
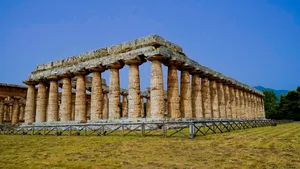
0,123 -> 299,169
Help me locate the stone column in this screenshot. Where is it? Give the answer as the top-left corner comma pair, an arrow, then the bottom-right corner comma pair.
191,74 -> 203,118
3,104 -> 7,122
47,79 -> 59,122
141,97 -> 145,117
102,90 -> 109,120
202,77 -> 211,118
251,94 -> 256,119
108,63 -> 123,119
247,93 -> 252,119
239,90 -> 245,118
261,97 -> 265,118
90,70 -> 104,121
224,85 -> 231,118
210,80 -> 219,118
127,62 -> 141,118
235,88 -> 240,118
217,82 -> 226,119
19,104 -> 25,121
121,94 -> 128,117
60,76 -> 72,121
167,65 -> 180,118
149,59 -> 164,118
180,70 -> 192,118
71,102 -> 75,120
229,86 -> 236,119
75,73 -> 87,123
244,91 -> 249,118
86,100 -> 91,120
0,97 -> 5,124
145,96 -> 151,117
12,98 -> 20,124
36,82 -> 47,122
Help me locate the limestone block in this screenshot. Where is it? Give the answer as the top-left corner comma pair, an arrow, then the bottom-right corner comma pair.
235,88 -> 240,118
180,70 -> 192,118
239,90 -> 245,118
122,95 -> 128,117
102,92 -> 109,119
12,99 -> 20,124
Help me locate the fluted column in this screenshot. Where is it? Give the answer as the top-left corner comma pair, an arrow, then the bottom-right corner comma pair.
251,94 -> 256,119
25,82 -> 36,124
261,97 -> 265,118
71,102 -> 75,120
149,59 -> 164,118
192,74 -> 203,118
180,70 -> 192,118
229,86 -> 236,119
9,104 -> 13,121
247,93 -> 252,119
239,90 -> 245,118
0,97 -> 5,124
86,101 -> 91,120
217,82 -> 226,118
167,65 -> 180,118
145,96 -> 151,117
12,98 -> 20,124
60,76 -> 72,121
47,79 -> 59,122
202,77 -> 211,118
109,63 -> 123,119
102,91 -> 109,120
210,80 -> 219,118
121,94 -> 128,118
127,63 -> 141,118
235,88 -> 240,118
75,73 -> 87,123
3,104 -> 7,122
90,70 -> 103,121
19,104 -> 25,121
36,82 -> 47,122
224,84 -> 231,118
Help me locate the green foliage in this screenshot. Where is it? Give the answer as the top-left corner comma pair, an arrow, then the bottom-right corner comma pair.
264,86 -> 300,120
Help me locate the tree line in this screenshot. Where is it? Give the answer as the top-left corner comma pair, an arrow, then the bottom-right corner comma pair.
264,86 -> 300,121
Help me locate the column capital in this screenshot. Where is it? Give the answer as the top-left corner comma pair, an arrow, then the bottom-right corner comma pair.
47,75 -> 60,81
147,55 -> 166,61
23,80 -> 38,85
58,72 -> 74,79
107,61 -> 124,69
89,66 -> 106,72
124,56 -> 145,65
73,70 -> 89,76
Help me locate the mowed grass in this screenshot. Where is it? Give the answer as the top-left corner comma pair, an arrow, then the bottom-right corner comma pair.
0,123 -> 299,169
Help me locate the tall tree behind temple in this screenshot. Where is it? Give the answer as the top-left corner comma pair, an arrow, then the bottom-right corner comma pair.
277,87 -> 300,121
263,90 -> 279,119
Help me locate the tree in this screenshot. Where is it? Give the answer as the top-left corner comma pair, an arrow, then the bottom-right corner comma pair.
277,87 -> 300,121
263,90 -> 279,119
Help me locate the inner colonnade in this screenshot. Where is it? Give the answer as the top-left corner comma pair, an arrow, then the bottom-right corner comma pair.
23,35 -> 265,124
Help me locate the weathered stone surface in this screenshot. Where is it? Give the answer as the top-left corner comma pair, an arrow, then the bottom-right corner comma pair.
0,97 -> 5,123
235,88 -> 240,118
102,92 -> 109,120
47,81 -> 58,122
150,60 -> 164,118
141,97 -> 145,118
167,65 -> 180,118
180,70 -> 192,118
192,74 -> 202,118
90,72 -> 103,120
12,98 -> 20,124
19,105 -> 25,121
36,83 -> 47,122
60,78 -> 72,121
210,80 -> 219,118
75,75 -> 87,122
122,95 -> 128,118
109,68 -> 121,119
224,85 -> 231,118
230,87 -> 236,118
202,77 -> 211,118
128,64 -> 141,118
217,82 -> 226,118
239,90 -> 245,118
25,84 -> 36,124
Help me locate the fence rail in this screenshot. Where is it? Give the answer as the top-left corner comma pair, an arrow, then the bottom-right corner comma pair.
0,120 -> 293,139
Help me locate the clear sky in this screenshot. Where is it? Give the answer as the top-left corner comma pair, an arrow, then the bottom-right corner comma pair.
0,0 -> 299,91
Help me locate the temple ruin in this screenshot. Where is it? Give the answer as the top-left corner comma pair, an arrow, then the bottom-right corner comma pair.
18,35 -> 265,125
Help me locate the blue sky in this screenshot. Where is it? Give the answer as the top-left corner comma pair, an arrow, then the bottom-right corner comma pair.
0,0 -> 299,90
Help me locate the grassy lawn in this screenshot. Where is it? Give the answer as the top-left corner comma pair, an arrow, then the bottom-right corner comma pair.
0,123 -> 299,169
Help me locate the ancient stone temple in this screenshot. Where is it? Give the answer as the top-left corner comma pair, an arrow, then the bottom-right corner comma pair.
22,35 -> 265,124
0,83 -> 27,124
